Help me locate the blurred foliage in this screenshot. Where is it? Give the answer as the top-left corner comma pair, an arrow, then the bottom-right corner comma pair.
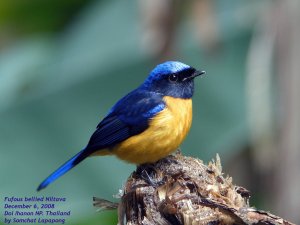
0,0 -> 94,34
69,211 -> 118,225
0,0 -> 266,224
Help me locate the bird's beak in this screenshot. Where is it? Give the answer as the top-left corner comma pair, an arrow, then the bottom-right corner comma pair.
182,70 -> 206,81
191,70 -> 206,79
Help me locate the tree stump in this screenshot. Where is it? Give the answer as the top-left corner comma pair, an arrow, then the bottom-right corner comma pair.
94,153 -> 295,225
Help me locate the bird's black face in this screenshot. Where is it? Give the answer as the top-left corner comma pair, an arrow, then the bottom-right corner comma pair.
152,67 -> 203,99
142,61 -> 205,99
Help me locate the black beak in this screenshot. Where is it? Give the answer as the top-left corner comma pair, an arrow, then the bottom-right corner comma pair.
191,70 -> 206,79
182,69 -> 206,81
183,70 -> 205,81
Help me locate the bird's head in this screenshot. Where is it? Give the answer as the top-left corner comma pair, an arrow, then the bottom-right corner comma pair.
141,61 -> 205,99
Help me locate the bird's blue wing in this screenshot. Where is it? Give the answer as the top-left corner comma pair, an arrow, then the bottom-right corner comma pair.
37,89 -> 165,191
85,89 -> 165,152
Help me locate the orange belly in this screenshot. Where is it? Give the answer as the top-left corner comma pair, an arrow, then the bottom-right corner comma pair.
110,96 -> 193,164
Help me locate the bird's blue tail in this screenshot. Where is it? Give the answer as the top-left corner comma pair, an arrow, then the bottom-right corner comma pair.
37,149 -> 88,191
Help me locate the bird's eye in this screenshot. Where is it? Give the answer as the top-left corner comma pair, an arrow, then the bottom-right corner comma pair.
169,74 -> 178,82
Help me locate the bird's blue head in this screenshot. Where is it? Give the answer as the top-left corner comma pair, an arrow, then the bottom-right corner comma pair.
141,61 -> 205,99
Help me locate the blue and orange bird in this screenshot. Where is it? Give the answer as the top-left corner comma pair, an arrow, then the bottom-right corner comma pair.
37,61 -> 205,191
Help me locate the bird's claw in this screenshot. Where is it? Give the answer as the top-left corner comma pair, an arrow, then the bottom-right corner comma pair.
138,164 -> 165,187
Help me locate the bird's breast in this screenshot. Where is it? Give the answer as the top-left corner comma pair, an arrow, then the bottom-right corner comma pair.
112,96 -> 193,164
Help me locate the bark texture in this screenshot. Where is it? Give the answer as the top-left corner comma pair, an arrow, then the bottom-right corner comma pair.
94,153 -> 295,225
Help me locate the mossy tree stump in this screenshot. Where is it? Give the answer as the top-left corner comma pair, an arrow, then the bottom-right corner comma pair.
94,153 -> 295,225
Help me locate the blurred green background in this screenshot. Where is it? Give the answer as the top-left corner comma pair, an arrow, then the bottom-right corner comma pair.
1,0 -> 299,224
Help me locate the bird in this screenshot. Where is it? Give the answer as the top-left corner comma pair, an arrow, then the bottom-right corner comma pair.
37,61 -> 205,191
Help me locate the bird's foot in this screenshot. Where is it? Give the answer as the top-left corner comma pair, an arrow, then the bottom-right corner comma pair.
137,164 -> 165,187
175,148 -> 182,155
160,155 -> 179,165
